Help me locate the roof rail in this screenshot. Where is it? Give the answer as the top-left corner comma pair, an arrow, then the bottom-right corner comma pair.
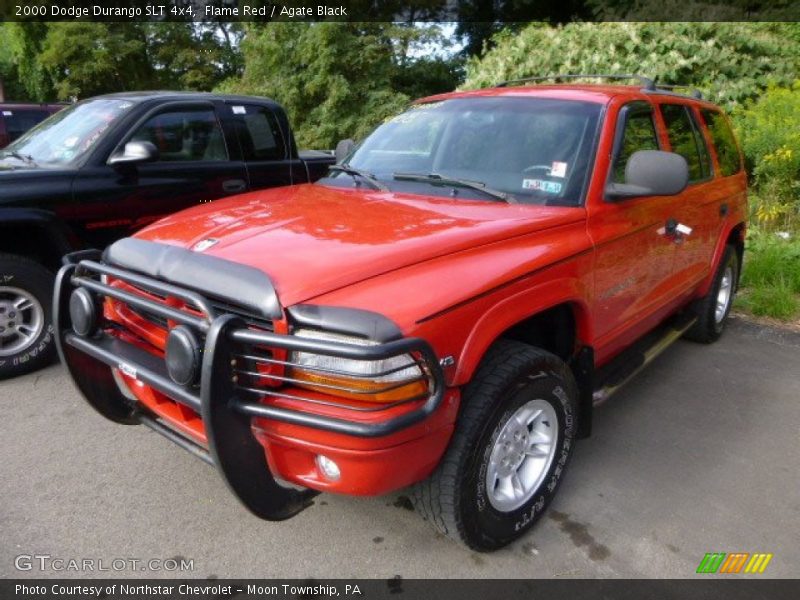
650,83 -> 703,99
495,74 -> 656,90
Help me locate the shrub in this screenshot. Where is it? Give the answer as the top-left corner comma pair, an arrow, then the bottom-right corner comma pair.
732,83 -> 800,229
462,22 -> 800,111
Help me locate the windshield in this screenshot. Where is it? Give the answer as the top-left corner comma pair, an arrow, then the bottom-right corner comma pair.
331,97 -> 603,205
0,98 -> 135,166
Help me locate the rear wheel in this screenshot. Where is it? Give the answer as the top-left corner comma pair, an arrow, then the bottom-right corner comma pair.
0,254 -> 56,380
684,245 -> 739,344
412,340 -> 578,551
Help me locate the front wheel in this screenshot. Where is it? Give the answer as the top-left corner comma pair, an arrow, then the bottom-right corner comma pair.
412,340 -> 578,551
0,254 -> 57,380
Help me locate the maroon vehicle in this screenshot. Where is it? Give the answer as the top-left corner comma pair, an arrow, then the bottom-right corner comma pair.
0,102 -> 65,148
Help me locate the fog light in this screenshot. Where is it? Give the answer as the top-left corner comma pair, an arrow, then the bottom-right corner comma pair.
316,455 -> 341,481
69,288 -> 98,337
165,325 -> 201,386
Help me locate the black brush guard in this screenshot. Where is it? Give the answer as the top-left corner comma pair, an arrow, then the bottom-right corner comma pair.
54,249 -> 445,521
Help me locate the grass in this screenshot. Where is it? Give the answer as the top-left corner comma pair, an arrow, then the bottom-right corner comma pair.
735,230 -> 800,321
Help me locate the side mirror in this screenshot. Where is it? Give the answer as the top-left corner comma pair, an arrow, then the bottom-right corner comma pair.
334,139 -> 355,164
108,141 -> 159,166
606,150 -> 689,200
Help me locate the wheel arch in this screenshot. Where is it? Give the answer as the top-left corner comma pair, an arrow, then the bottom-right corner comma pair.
697,220 -> 746,297
0,209 -> 77,271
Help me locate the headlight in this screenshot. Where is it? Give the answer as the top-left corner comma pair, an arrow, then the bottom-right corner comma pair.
288,329 -> 428,404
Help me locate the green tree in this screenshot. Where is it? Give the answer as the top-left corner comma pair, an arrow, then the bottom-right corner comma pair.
219,23 -> 459,148
462,22 -> 800,110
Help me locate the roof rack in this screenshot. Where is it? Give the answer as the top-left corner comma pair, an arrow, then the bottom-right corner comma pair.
495,74 -> 656,90
650,83 -> 703,99
493,73 -> 705,100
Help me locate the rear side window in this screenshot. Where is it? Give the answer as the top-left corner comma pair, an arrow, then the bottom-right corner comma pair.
232,105 -> 286,161
3,109 -> 50,143
660,104 -> 712,182
701,109 -> 742,177
130,108 -> 228,162
612,107 -> 660,182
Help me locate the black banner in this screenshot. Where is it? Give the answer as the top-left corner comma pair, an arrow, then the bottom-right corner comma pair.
0,0 -> 798,22
2,579 -> 799,600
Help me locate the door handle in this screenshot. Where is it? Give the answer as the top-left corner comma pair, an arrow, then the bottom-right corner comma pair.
222,179 -> 247,193
661,219 -> 692,240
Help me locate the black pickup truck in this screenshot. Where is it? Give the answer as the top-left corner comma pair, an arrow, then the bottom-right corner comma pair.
0,91 -> 334,379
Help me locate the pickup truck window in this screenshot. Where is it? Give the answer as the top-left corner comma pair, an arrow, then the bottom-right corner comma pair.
0,98 -> 134,166
232,105 -> 286,161
661,104 -> 712,182
611,107 -> 659,182
129,109 -> 227,162
701,109 -> 742,177
343,97 -> 602,206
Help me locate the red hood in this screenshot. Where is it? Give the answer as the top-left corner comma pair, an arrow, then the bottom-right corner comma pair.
136,184 -> 584,307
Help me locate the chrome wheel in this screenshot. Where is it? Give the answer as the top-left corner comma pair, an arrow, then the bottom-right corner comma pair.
0,286 -> 44,356
715,266 -> 734,324
486,399 -> 559,512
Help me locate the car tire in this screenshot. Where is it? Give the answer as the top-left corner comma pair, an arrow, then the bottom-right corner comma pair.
0,254 -> 57,380
412,339 -> 578,551
684,245 -> 739,344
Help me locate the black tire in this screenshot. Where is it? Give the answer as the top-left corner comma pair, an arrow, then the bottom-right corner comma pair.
684,245 -> 739,344
0,254 -> 57,380
412,339 -> 578,551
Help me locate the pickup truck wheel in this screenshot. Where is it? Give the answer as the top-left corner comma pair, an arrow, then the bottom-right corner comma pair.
684,245 -> 739,344
0,254 -> 56,380
412,340 -> 578,551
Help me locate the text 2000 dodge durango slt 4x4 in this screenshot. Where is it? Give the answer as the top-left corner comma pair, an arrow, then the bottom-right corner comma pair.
56,75 -> 747,550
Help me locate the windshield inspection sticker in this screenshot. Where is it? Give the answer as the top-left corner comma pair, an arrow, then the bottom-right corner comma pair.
550,161 -> 568,178
523,179 -> 562,194
231,106 -> 247,115
2,111 -> 11,116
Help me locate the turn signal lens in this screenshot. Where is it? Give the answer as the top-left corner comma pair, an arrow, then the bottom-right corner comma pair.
288,329 -> 428,404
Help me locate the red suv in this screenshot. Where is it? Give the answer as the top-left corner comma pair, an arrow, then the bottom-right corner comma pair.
55,75 -> 747,550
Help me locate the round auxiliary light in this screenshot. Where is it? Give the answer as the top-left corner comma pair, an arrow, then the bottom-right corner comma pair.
69,288 -> 98,337
165,325 -> 201,387
316,455 -> 341,482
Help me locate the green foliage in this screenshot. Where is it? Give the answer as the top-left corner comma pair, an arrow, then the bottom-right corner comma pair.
462,22 -> 800,110
732,83 -> 800,230
1,22 -> 243,101
219,23 -> 459,149
736,229 -> 800,320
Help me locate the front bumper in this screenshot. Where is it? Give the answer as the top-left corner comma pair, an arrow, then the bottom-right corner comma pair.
54,246 -> 446,519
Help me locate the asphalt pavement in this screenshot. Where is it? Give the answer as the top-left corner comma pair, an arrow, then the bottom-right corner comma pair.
1,317 -> 798,579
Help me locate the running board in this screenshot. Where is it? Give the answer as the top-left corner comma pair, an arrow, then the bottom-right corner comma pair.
592,314 -> 697,406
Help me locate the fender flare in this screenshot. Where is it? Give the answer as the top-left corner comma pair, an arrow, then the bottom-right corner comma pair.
453,276 -> 593,386
697,219 -> 747,297
0,207 -> 78,258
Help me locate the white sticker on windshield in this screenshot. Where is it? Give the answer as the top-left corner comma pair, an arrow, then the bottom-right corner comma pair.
232,105 -> 247,115
523,179 -> 562,194
2,111 -> 12,116
550,161 -> 568,178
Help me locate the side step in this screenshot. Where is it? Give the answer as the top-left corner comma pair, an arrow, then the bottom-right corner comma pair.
592,313 -> 697,406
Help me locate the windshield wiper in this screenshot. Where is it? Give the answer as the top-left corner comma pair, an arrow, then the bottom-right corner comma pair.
328,165 -> 388,192
0,150 -> 36,165
392,172 -> 510,202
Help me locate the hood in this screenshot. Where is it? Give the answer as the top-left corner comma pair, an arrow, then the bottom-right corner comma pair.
136,184 -> 584,307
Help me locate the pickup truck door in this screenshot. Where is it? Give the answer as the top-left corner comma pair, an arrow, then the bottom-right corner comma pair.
656,102 -> 720,293
222,102 -> 294,190
588,100 -> 687,362
70,101 -> 249,248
